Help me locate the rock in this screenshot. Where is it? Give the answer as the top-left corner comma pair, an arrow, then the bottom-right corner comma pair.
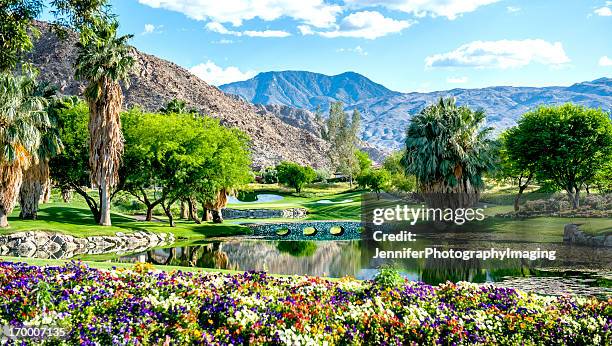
0,231 -> 176,259
564,224 -> 612,247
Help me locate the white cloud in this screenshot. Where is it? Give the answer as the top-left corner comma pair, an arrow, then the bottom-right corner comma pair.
189,60 -> 256,85
446,76 -> 468,83
594,6 -> 612,16
599,56 -> 612,66
337,45 -> 368,56
211,39 -> 235,44
206,22 -> 290,37
344,0 -> 499,20
143,24 -> 155,34
506,6 -> 521,13
425,39 -> 571,69
138,0 -> 341,27
298,25 -> 314,35
317,11 -> 413,39
142,24 -> 163,35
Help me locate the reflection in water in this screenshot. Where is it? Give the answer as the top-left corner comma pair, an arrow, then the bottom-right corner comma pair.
115,237 -> 612,298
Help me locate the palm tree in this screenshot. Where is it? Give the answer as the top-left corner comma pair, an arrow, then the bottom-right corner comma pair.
19,85 -> 63,219
402,98 -> 496,209
0,72 -> 47,227
75,18 -> 135,226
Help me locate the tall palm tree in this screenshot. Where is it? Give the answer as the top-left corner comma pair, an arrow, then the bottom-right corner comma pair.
0,72 -> 47,227
19,84 -> 63,219
75,18 -> 135,226
402,98 -> 496,209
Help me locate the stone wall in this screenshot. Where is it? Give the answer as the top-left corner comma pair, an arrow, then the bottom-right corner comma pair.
222,208 -> 307,219
248,221 -> 362,240
563,224 -> 612,247
0,231 -> 175,259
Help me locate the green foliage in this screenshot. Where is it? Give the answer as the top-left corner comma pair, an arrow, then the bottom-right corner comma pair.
326,103 -> 361,182
49,99 -> 89,188
383,151 -> 416,192
403,97 -> 496,192
49,0 -> 111,32
355,150 -> 372,172
122,109 -> 252,212
508,104 -> 612,207
314,167 -> 332,183
75,17 -> 135,100
0,1 -> 43,72
0,72 -> 48,163
259,167 -> 278,184
357,169 -> 390,197
373,267 -> 404,289
276,161 -> 317,193
159,98 -> 198,115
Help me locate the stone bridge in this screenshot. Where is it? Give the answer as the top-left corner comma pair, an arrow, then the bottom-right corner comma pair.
247,221 -> 363,240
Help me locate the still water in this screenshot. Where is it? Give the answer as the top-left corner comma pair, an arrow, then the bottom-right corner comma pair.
111,236 -> 612,298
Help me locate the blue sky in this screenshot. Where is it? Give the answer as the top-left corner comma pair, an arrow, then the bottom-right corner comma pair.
53,1 -> 612,92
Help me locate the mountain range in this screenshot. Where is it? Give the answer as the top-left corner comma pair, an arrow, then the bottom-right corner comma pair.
221,72 -> 612,149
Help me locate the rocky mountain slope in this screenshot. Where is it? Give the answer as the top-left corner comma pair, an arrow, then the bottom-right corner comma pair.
221,72 -> 612,149
29,22 -> 331,169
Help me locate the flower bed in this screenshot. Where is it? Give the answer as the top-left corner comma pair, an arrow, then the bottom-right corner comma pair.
0,261 -> 610,345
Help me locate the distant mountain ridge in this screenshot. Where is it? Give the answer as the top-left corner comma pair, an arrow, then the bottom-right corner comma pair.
221,72 -> 612,149
222,71 -> 399,111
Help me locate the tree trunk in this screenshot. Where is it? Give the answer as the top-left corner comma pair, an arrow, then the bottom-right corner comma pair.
98,182 -> 112,226
145,206 -> 154,221
61,187 -> 73,203
180,200 -> 188,219
72,184 -> 100,222
573,188 -> 580,209
0,209 -> 7,228
19,169 -> 43,220
88,78 -> 124,228
202,206 -> 210,222
0,161 -> 26,228
211,209 -> 223,223
513,185 -> 527,212
41,177 -> 51,203
188,196 -> 201,224
162,198 -> 176,227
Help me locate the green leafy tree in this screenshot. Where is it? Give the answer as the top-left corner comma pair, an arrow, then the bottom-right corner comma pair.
383,151 -> 416,192
508,104 -> 612,208
0,0 -> 43,72
276,162 -> 316,193
75,17 -> 135,226
402,98 -> 496,208
50,99 -> 109,221
356,169 -> 390,198
0,0 -> 109,72
496,129 -> 538,211
0,72 -> 47,227
326,103 -> 360,187
122,110 -> 252,226
159,98 -> 198,115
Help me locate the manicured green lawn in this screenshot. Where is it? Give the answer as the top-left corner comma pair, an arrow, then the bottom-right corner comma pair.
4,201 -> 251,240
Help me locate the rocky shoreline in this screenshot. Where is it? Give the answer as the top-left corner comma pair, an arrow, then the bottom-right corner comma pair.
563,224 -> 612,247
0,231 -> 175,259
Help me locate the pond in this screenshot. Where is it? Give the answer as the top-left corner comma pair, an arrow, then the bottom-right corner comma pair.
108,234 -> 612,298
3,230 -> 611,298
227,193 -> 284,204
